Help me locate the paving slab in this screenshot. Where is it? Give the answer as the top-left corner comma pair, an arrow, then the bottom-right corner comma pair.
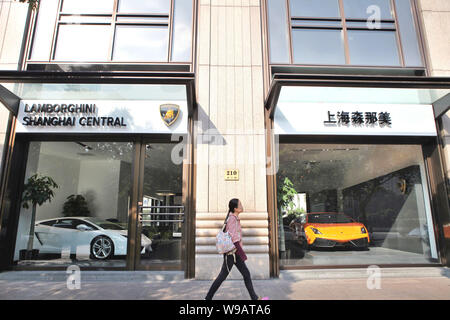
0,268 -> 449,300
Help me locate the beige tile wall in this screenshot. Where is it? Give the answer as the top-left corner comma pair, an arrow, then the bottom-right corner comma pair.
195,0 -> 270,279
0,1 -> 28,71
418,0 -> 450,76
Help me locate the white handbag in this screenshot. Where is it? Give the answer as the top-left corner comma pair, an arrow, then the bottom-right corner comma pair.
216,212 -> 236,254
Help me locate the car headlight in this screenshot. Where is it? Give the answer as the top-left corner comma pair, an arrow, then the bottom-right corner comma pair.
361,227 -> 367,234
311,227 -> 322,235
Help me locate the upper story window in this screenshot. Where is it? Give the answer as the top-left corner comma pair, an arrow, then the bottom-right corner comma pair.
27,0 -> 194,65
266,0 -> 424,68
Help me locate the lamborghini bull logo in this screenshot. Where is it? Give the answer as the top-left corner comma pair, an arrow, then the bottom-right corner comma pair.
160,104 -> 180,127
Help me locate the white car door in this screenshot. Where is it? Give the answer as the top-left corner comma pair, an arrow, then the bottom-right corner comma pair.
51,219 -> 80,255
71,219 -> 97,256
34,220 -> 60,253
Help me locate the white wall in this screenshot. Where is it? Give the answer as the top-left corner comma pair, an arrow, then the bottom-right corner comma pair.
77,160 -> 121,221
35,153 -> 80,220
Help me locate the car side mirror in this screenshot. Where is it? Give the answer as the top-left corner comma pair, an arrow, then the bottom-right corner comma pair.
76,224 -> 92,231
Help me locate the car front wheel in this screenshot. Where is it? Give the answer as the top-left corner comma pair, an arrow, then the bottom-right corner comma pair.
301,237 -> 310,251
90,236 -> 114,260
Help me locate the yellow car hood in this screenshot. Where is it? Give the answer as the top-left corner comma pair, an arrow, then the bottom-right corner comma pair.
308,223 -> 365,236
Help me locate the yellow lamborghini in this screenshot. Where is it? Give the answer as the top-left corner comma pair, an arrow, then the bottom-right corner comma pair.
293,212 -> 370,250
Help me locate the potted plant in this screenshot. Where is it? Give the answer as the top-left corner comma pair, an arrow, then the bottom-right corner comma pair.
62,194 -> 91,217
277,177 -> 298,259
21,173 -> 58,260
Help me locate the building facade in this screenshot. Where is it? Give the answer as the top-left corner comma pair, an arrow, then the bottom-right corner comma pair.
0,0 -> 448,279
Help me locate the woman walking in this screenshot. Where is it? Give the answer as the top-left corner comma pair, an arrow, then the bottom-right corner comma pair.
205,198 -> 268,300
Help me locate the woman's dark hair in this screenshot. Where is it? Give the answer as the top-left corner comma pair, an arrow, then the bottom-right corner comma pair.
228,198 -> 240,214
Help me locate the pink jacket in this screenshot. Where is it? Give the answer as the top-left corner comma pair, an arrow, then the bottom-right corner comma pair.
225,213 -> 247,261
225,214 -> 242,245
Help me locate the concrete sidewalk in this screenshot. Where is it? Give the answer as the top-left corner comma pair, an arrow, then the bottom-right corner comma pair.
0,267 -> 449,300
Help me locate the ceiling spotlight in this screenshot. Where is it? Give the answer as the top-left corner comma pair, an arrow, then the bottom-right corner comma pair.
156,191 -> 176,196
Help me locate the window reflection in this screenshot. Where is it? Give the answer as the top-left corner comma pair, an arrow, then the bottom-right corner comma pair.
113,26 -> 169,62
171,0 -> 193,62
290,0 -> 340,18
54,25 -> 111,62
348,30 -> 400,66
62,0 -> 114,13
292,29 -> 346,65
267,0 -> 422,67
343,0 -> 393,19
30,0 -> 59,61
117,0 -> 170,14
394,0 -> 423,67
28,0 -> 194,64
140,143 -> 183,267
267,0 -> 290,63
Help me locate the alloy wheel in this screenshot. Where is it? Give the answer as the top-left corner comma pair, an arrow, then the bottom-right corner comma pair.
92,236 -> 113,259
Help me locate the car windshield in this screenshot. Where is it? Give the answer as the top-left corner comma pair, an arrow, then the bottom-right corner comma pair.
308,213 -> 354,224
84,218 -> 125,230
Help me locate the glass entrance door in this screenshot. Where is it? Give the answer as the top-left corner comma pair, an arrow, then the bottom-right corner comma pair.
134,142 -> 185,270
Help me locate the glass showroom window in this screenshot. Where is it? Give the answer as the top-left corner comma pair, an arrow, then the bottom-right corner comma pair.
29,0 -> 194,63
276,144 -> 439,267
14,142 -> 134,267
266,0 -> 424,67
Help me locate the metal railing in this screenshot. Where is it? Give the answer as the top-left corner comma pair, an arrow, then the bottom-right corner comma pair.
138,205 -> 184,223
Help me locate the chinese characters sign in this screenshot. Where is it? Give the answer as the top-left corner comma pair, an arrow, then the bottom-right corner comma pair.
274,102 -> 437,136
324,111 -> 392,126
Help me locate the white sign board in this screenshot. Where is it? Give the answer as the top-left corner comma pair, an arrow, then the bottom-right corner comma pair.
16,100 -> 188,134
274,103 -> 437,136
